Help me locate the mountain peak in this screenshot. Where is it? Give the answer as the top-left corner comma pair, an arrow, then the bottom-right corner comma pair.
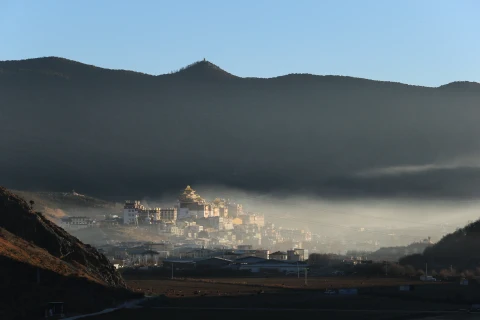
438,81 -> 480,92
171,59 -> 238,80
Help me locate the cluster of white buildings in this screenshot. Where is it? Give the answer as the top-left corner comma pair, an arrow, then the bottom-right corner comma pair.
119,186 -> 274,246
60,216 -> 96,230
123,186 -> 240,225
60,186 -> 310,251
177,185 -> 229,219
123,200 -> 177,225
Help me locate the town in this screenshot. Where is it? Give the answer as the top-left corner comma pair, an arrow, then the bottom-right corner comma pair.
58,185 -> 434,273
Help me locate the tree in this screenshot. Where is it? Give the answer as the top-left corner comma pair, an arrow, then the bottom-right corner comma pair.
388,263 -> 406,276
404,265 -> 416,277
29,200 -> 35,210
308,253 -> 332,266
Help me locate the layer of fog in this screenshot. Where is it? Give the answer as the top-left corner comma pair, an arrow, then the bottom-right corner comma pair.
146,184 -> 480,246
356,154 -> 480,178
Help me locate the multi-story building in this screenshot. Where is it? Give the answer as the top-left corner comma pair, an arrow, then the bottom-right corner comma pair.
241,213 -> 265,227
123,201 -> 146,225
211,198 -> 229,218
148,208 -> 161,222
177,185 -> 211,219
185,224 -> 203,238
161,223 -> 182,236
219,206 -> 228,218
279,228 -> 308,242
223,218 -> 234,230
269,251 -> 288,260
159,208 -> 177,221
287,248 -> 308,261
124,201 -> 178,225
138,209 -> 156,225
227,201 -> 243,218
209,216 -> 234,231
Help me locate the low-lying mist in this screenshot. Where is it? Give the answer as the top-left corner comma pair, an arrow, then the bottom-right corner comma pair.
144,184 -> 480,246
31,183 -> 480,249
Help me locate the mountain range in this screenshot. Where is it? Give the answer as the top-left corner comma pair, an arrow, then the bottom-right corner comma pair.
1,57 -> 480,199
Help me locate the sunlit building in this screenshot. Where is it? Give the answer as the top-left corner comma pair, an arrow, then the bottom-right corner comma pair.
212,198 -> 229,218
241,213 -> 265,227
123,201 -> 146,225
227,201 -> 243,218
159,208 -> 177,221
177,185 -> 211,219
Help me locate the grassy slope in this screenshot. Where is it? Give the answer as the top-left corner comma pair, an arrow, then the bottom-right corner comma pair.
12,190 -> 120,221
0,227 -> 99,283
0,187 -> 139,318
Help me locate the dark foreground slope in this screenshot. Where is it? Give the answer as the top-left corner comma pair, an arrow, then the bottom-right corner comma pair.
0,187 -> 138,319
400,219 -> 480,270
2,57 -> 480,198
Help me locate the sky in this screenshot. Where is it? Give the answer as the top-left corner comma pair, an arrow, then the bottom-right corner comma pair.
0,0 -> 479,86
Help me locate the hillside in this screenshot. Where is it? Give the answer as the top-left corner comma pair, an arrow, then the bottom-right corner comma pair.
0,187 -> 138,318
2,57 -> 480,198
368,241 -> 433,262
12,190 -> 120,221
400,220 -> 480,270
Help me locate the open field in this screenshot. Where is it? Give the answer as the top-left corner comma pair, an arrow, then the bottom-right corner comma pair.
124,276 -> 440,294
122,276 -> 469,309
84,308 -> 474,320
126,278 -> 282,297
170,276 -> 431,289
73,276 -> 480,320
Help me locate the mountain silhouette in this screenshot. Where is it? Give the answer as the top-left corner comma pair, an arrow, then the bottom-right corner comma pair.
171,59 -> 238,80
400,218 -> 480,270
1,57 -> 480,198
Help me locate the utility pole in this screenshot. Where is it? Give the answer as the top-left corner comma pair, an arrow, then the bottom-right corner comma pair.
171,263 -> 174,280
425,263 -> 428,277
305,268 -> 308,286
297,262 -> 299,278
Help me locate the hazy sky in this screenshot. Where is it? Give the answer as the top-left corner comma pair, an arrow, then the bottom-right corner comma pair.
1,0 -> 478,86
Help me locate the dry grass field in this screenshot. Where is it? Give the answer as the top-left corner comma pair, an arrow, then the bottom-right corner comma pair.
83,276 -> 476,320
124,276 -> 438,296
85,308 -> 458,320
126,278 -> 282,297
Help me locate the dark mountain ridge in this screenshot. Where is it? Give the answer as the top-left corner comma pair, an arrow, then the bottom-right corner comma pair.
1,57 -> 480,198
2,56 -> 478,89
400,218 -> 480,271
